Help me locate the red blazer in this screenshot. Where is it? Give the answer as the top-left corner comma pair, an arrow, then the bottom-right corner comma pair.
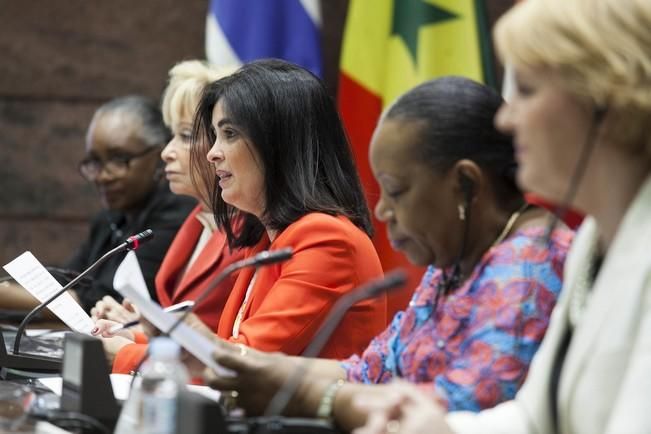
217,213 -> 387,359
113,206 -> 245,373
525,193 -> 584,229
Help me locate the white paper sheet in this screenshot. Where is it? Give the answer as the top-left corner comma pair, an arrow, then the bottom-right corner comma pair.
112,251 -> 150,300
38,374 -> 221,402
3,252 -> 94,334
114,282 -> 235,378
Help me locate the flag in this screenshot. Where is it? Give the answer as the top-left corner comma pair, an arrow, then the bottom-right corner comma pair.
205,0 -> 322,77
338,0 -> 496,313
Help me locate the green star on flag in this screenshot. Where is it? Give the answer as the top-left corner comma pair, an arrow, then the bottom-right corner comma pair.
392,0 -> 458,66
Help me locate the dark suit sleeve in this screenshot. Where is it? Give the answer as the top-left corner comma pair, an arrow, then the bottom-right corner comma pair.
64,213 -> 118,311
66,187 -> 196,311
133,194 -> 196,300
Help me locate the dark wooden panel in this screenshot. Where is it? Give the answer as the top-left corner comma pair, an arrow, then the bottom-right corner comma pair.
0,0 -> 208,100
0,219 -> 90,267
321,0 -> 349,95
0,100 -> 101,217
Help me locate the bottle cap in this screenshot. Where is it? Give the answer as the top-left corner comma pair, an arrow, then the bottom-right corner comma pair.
148,337 -> 180,360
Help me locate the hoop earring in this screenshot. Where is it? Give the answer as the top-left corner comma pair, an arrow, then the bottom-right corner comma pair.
458,204 -> 466,221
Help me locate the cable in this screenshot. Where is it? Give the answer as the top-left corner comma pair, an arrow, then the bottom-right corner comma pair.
543,108 -> 606,246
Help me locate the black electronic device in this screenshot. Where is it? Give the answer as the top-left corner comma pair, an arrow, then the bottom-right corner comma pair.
175,395 -> 341,434
60,333 -> 119,431
176,389 -> 228,433
0,330 -> 61,378
231,416 -> 341,434
2,230 -> 153,375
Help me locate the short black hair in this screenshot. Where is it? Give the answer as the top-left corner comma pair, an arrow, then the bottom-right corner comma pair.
191,59 -> 373,247
96,95 -> 171,147
385,76 -> 522,210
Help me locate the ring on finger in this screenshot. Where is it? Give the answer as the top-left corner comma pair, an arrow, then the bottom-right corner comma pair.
220,390 -> 239,412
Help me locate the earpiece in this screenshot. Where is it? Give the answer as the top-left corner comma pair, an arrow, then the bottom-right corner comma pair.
459,174 -> 475,206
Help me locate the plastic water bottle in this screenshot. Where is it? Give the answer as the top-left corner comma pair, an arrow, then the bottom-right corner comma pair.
115,337 -> 189,434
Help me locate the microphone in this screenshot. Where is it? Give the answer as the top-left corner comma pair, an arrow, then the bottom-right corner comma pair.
11,229 -> 155,358
164,247 -> 293,335
262,270 -> 407,420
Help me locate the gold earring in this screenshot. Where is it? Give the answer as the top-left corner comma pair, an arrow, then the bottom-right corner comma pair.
458,204 -> 466,221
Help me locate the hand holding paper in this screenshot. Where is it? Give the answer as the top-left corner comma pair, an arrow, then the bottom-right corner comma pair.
114,281 -> 235,378
3,252 -> 94,334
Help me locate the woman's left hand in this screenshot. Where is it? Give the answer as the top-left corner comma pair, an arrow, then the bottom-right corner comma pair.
352,381 -> 453,434
91,296 -> 139,323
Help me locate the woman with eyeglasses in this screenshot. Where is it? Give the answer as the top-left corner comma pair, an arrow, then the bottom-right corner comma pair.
0,96 -> 196,315
69,96 -> 197,312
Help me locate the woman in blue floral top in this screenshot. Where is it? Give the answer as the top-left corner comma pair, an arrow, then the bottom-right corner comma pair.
344,226 -> 570,411
201,76 -> 573,422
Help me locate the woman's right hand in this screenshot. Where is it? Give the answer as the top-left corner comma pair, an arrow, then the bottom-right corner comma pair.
91,319 -> 136,341
203,341 -> 302,415
90,296 -> 140,323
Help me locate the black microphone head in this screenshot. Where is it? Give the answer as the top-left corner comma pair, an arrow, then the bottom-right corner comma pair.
125,229 -> 154,251
252,248 -> 293,266
364,269 -> 408,298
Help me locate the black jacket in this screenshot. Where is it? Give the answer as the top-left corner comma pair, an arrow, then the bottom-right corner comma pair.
66,182 -> 196,312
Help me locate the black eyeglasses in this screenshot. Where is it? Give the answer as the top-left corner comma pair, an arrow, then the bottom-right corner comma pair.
78,147 -> 160,181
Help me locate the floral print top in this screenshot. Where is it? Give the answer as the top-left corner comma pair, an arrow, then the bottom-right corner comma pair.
343,227 -> 573,412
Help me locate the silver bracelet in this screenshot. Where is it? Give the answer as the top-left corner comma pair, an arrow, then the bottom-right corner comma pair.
316,379 -> 346,420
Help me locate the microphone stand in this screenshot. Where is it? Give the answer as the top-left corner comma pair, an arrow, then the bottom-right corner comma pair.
2,230 -> 153,375
120,249 -> 294,386
164,248 -> 293,336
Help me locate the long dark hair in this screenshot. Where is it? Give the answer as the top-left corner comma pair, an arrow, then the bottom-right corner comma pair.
191,59 -> 373,247
385,76 -> 523,211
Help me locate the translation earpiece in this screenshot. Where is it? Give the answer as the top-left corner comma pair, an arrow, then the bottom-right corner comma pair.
459,174 -> 475,206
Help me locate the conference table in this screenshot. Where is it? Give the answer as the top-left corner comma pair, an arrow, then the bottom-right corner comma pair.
0,327 -> 343,434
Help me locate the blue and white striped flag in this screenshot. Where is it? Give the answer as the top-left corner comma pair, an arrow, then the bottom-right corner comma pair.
206,0 -> 322,77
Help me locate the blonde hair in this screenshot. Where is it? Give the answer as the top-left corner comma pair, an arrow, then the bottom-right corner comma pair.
494,0 -> 651,156
161,60 -> 235,129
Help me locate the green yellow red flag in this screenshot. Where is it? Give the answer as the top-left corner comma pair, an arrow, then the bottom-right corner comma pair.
338,0 -> 495,314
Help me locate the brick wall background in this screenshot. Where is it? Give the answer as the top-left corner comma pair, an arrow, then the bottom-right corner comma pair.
0,0 -> 510,268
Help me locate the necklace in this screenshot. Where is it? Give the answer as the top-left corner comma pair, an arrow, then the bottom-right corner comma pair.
436,202 -> 531,297
491,202 -> 531,248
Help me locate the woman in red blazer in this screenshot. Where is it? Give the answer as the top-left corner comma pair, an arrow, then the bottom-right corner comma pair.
91,60 -> 245,373
216,213 -> 385,359
186,59 -> 388,359
96,60 -> 389,363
